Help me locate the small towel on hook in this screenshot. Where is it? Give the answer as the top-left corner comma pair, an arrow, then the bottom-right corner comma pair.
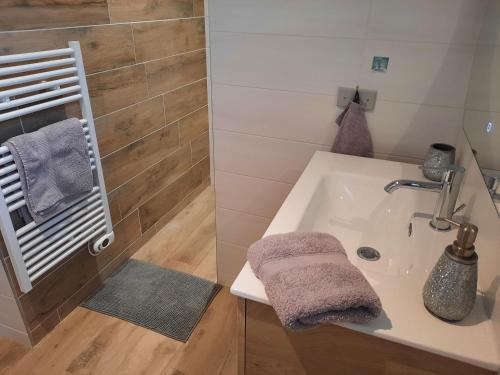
332,100 -> 373,158
3,118 -> 93,224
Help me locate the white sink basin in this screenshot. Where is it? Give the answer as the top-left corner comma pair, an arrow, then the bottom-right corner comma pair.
264,152 -> 455,281
231,151 -> 500,371
297,173 -> 450,278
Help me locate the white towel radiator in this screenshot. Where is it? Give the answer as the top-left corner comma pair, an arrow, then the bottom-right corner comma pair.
0,42 -> 114,292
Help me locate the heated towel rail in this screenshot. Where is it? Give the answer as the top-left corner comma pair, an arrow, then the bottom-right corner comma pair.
0,42 -> 114,292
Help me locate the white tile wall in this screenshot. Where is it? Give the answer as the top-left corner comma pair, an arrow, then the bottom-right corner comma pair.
216,240 -> 249,286
211,32 -> 364,95
215,171 -> 292,219
367,0 -> 486,44
359,41 -> 475,107
212,84 -> 337,145
209,0 -> 371,38
209,0 -> 487,285
0,262 -> 14,298
214,130 -> 329,183
366,102 -> 464,158
216,208 -> 271,248
0,296 -> 26,332
212,84 -> 464,159
0,262 -> 28,344
0,324 -> 30,347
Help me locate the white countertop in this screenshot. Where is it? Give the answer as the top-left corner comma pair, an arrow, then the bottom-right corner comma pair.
230,152 -> 500,372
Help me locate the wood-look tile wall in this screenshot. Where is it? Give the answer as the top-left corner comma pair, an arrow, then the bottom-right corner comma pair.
0,0 -> 209,345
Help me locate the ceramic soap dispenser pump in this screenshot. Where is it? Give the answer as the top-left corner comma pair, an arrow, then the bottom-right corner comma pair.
423,219 -> 479,322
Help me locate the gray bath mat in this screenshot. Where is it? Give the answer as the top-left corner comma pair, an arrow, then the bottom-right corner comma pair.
81,259 -> 221,342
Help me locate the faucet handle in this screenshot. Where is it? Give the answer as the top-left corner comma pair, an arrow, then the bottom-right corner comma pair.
453,203 -> 466,216
436,217 -> 461,227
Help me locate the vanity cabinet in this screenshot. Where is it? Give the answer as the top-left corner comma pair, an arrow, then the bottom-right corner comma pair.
237,298 -> 494,375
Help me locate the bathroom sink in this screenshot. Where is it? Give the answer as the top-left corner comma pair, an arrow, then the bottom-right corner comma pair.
264,152 -> 455,281
296,173 -> 452,278
231,151 -> 500,371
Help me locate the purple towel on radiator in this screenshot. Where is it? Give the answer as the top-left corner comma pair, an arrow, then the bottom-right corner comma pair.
3,118 -> 93,224
332,102 -> 373,157
247,232 -> 382,330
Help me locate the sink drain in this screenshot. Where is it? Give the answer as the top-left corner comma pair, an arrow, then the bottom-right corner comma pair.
357,247 -> 381,261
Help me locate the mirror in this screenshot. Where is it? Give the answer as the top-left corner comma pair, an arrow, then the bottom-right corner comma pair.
463,0 -> 500,217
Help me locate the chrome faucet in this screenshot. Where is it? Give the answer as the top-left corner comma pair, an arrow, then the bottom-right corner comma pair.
384,166 -> 465,231
484,175 -> 500,201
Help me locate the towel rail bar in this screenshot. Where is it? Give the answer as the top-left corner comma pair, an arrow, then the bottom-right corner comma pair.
0,85 -> 81,111
29,224 -> 107,281
17,187 -> 100,239
0,94 -> 82,122
0,174 -> 20,187
5,191 -> 23,204
0,76 -> 79,99
2,182 -> 21,195
25,213 -> 106,268
7,200 -> 25,212
0,58 -> 76,77
21,201 -> 103,253
0,48 -> 73,64
0,42 -> 115,292
0,67 -> 77,88
27,219 -> 106,275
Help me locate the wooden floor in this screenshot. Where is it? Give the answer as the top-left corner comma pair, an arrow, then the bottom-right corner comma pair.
0,187 -> 238,375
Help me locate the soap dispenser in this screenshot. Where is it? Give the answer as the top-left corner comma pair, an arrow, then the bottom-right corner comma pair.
423,219 -> 478,321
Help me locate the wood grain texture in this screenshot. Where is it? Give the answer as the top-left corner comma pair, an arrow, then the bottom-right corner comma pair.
106,190 -> 122,225
88,65 -> 148,118
115,144 -> 191,218
146,50 -> 207,96
194,0 -> 205,16
153,175 -> 210,230
164,79 -> 208,124
166,289 -> 237,375
0,188 -> 228,375
7,289 -> 234,375
0,25 -> 135,74
108,0 -> 193,22
0,338 -> 29,375
0,0 -> 213,351
0,0 -> 109,31
191,131 -> 210,164
102,124 -> 180,191
20,212 -> 141,334
138,160 -> 207,232
28,311 -> 60,346
133,18 -> 205,62
237,298 -> 246,375
95,96 -> 165,157
179,106 -> 209,144
244,300 -> 494,375
134,187 -> 215,278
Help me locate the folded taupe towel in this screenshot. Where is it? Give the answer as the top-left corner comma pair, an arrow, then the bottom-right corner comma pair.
332,102 -> 373,157
247,232 -> 382,330
4,118 -> 93,224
